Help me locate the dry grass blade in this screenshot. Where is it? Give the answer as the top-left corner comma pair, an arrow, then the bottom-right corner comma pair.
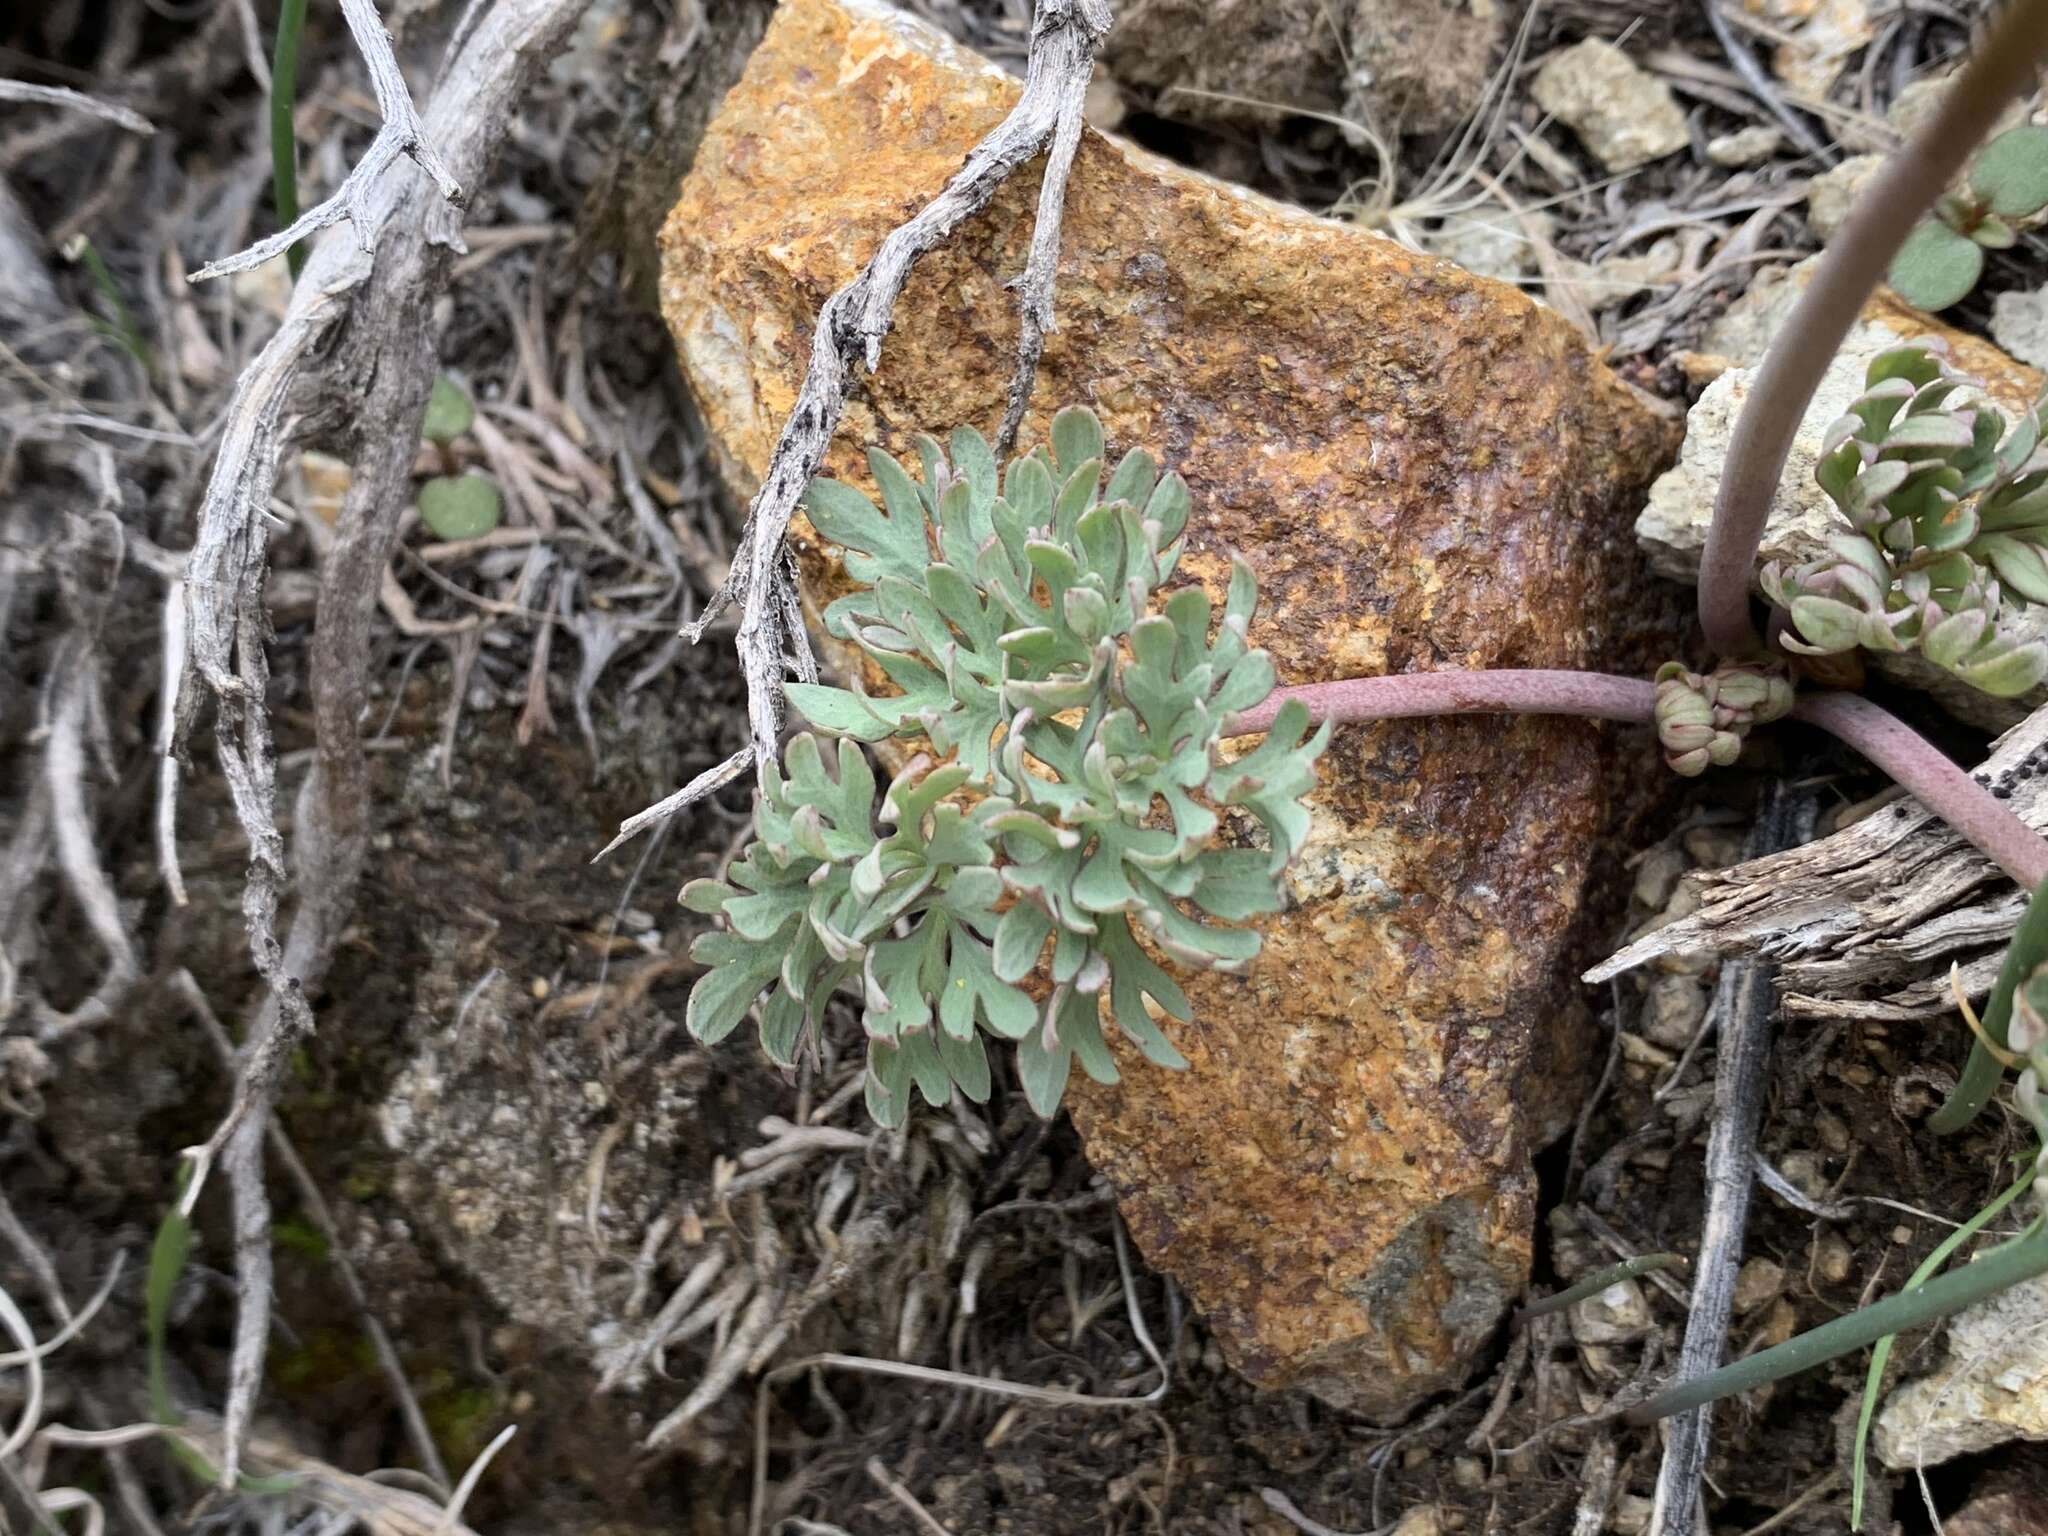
0,81 -> 154,136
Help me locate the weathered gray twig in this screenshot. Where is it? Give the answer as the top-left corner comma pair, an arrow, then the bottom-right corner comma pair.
678,0 -> 1113,806
1648,788 -> 1813,1536
0,81 -> 155,136
175,0 -> 595,1486
996,3 -> 1099,454
174,969 -> 451,1490
189,0 -> 463,282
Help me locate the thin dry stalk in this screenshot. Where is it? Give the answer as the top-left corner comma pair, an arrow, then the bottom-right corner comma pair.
659,0 -> 1113,833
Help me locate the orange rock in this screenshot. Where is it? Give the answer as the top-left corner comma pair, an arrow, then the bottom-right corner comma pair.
660,0 -> 1678,1414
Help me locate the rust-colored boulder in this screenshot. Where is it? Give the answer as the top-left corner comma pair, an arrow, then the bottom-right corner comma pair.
659,0 -> 1677,1415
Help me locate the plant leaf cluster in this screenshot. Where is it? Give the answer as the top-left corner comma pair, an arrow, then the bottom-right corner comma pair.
684,407 -> 1329,1124
1888,123 -> 2048,311
1762,342 -> 2048,698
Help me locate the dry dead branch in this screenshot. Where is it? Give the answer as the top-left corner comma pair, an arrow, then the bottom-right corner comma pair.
611,0 -> 1115,855
174,0 -> 597,1486
0,82 -> 155,137
189,0 -> 461,283
1590,706 -> 2048,1022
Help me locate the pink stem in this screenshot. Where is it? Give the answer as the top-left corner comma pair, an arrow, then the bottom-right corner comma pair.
1225,670 -> 1657,737
1793,692 -> 2048,890
1228,671 -> 2048,890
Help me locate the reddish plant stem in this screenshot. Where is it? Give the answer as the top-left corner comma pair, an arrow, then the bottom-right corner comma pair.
1225,670 -> 1658,735
1696,0 -> 2048,657
1231,672 -> 2048,890
1792,692 -> 2048,889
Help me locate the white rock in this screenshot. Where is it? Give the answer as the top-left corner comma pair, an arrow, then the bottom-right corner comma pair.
1805,154 -> 1882,243
1707,125 -> 1785,168
1994,287 -> 2048,372
1428,208 -> 1553,284
1531,39 -> 1689,173
1771,0 -> 1875,100
1875,1271 -> 2048,1468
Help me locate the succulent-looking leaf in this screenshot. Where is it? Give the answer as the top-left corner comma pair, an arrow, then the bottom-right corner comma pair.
420,374 -> 474,443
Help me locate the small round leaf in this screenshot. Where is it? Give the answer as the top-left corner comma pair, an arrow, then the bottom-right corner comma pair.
420,374 -> 475,443
1971,124 -> 2048,219
1887,220 -> 1983,312
418,472 -> 502,540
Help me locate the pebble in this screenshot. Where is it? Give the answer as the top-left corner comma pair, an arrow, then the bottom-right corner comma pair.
1993,287 -> 2048,372
1643,973 -> 1708,1050
1733,1257 -> 1785,1315
1707,125 -> 1785,168
1805,154 -> 1882,243
1814,1230 -> 1854,1285
1530,38 -> 1689,172
1681,824 -> 1745,869
1630,844 -> 1690,911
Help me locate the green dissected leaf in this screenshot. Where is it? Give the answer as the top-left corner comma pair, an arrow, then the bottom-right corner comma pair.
940,917 -> 1037,1039
686,408 -> 1324,1126
805,476 -> 928,593
1051,404 -> 1106,478
687,930 -> 784,1043
993,900 -> 1055,982
1887,220 -> 1984,311
1971,124 -> 2048,219
784,681 -> 896,740
417,473 -> 502,540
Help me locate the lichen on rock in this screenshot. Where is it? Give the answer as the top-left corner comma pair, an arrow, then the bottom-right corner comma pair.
659,0 -> 1677,1416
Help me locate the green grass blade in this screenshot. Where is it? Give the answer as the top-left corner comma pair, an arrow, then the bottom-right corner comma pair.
1930,874 -> 2048,1134
1627,1215 -> 2048,1425
1850,1164 -> 2036,1529
271,0 -> 310,278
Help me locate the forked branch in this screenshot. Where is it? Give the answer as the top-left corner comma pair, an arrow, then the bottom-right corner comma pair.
674,0 -> 1113,815
189,0 -> 462,282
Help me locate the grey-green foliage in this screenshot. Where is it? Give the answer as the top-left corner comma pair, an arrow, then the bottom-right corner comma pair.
1888,123 -> 2048,311
683,406 -> 1329,1126
1761,341 -> 2048,697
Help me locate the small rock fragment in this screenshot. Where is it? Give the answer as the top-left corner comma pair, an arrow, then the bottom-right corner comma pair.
1876,1273 -> 2048,1468
1630,844 -> 1689,911
1101,0 -> 1503,138
1392,1507 -> 1448,1536
1813,1230 -> 1854,1284
1994,287 -> 2048,371
1643,974 -> 1707,1051
1707,125 -> 1785,168
1732,1256 -> 1785,1314
1531,39 -> 1690,172
1805,154 -> 1882,243
1768,0 -> 1875,100
1427,208 -> 1553,284
1948,1489 -> 2048,1536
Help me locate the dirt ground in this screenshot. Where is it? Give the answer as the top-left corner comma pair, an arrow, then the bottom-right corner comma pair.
5,0 -> 2048,1532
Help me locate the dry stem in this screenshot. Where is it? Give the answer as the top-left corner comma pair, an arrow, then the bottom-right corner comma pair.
668,0 -> 1113,825
189,0 -> 463,282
